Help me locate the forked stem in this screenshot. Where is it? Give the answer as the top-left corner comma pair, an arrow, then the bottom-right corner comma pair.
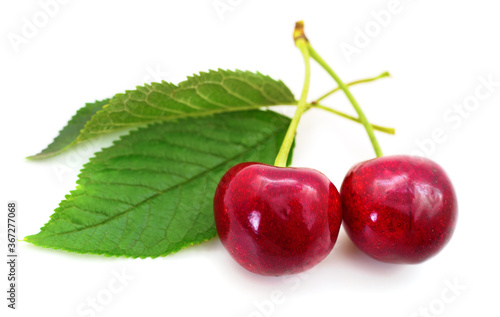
306,41 -> 384,157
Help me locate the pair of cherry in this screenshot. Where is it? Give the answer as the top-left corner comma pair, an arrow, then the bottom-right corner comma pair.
213,22 -> 458,276
214,155 -> 458,276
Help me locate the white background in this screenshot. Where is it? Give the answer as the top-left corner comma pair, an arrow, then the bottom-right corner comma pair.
1,1 -> 499,316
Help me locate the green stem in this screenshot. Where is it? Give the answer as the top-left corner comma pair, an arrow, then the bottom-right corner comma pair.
307,42 -> 383,157
313,71 -> 390,104
307,103 -> 395,134
274,23 -> 311,167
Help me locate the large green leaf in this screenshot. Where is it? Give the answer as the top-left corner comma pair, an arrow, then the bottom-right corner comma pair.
28,99 -> 110,159
25,110 -> 293,258
29,70 -> 295,159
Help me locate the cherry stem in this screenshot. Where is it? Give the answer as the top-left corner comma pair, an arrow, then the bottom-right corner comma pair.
274,22 -> 311,168
312,71 -> 390,104
306,42 -> 383,157
306,103 -> 395,134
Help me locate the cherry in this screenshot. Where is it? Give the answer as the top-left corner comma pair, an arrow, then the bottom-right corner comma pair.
214,162 -> 342,275
212,23 -> 343,276
302,26 -> 458,264
340,155 -> 458,263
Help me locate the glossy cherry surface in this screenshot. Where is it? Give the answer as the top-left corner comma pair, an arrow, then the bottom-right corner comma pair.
341,155 -> 458,264
214,162 -> 342,276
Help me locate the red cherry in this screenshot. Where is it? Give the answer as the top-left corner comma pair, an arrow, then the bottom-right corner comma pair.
340,155 -> 458,264
214,162 -> 342,276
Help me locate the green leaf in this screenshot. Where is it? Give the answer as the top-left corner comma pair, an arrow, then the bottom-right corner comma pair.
30,70 -> 294,159
79,69 -> 295,142
27,99 -> 111,159
25,110 -> 293,258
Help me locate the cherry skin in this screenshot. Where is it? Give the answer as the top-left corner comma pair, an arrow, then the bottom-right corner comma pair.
214,162 -> 342,276
340,155 -> 458,264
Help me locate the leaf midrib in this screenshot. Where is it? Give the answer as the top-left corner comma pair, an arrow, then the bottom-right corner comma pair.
78,103 -> 296,140
38,122 -> 287,239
